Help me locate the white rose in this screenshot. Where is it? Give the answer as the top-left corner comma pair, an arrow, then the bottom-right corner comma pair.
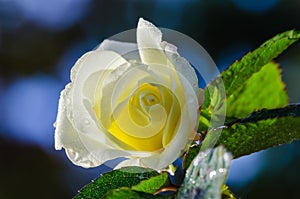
54,18 -> 202,170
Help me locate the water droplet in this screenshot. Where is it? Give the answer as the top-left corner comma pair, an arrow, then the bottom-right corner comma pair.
218,168 -> 225,173
65,97 -> 71,105
84,119 -> 90,125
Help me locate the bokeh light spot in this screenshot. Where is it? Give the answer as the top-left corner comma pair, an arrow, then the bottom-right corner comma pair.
13,0 -> 91,30
1,75 -> 62,148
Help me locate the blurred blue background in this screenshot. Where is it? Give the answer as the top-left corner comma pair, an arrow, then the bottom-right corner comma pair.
0,0 -> 300,198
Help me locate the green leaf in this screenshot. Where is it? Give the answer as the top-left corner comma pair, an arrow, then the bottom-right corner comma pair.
198,88 -> 213,134
74,167 -> 160,199
226,62 -> 288,118
198,30 -> 300,154
198,109 -> 211,133
199,62 -> 289,152
202,87 -> 212,109
198,83 -> 227,151
182,144 -> 201,170
178,146 -> 232,199
103,188 -> 141,199
102,187 -> 173,199
131,172 -> 170,194
221,30 -> 300,97
217,104 -> 300,158
222,185 -> 238,199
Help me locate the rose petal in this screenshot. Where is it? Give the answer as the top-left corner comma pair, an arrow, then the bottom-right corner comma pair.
55,84 -> 113,167
137,18 -> 167,65
55,83 -> 73,151
96,39 -> 138,56
95,62 -> 147,129
55,50 -> 139,167
161,41 -> 178,55
114,158 -> 142,169
72,51 -> 128,140
166,53 -> 202,102
55,86 -> 131,168
139,67 -> 199,169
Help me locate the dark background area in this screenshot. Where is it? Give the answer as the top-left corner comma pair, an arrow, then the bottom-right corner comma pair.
0,0 -> 300,198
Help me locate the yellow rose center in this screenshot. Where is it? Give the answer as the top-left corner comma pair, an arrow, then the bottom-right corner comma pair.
99,82 -> 180,152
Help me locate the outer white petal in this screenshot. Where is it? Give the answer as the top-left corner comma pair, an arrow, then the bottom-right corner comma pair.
161,38 -> 201,103
137,18 -> 167,65
55,84 -> 73,151
114,158 -> 141,169
167,53 -> 202,103
161,41 -> 178,55
55,50 -> 135,168
55,84 -> 106,167
137,18 -> 201,103
55,88 -> 128,168
96,39 -> 138,56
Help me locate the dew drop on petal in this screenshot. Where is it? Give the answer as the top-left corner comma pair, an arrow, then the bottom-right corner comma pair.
53,121 -> 57,128
65,97 -> 71,105
80,119 -> 91,133
84,119 -> 90,125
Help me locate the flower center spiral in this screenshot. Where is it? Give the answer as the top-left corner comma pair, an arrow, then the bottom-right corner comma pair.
106,82 -> 180,152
